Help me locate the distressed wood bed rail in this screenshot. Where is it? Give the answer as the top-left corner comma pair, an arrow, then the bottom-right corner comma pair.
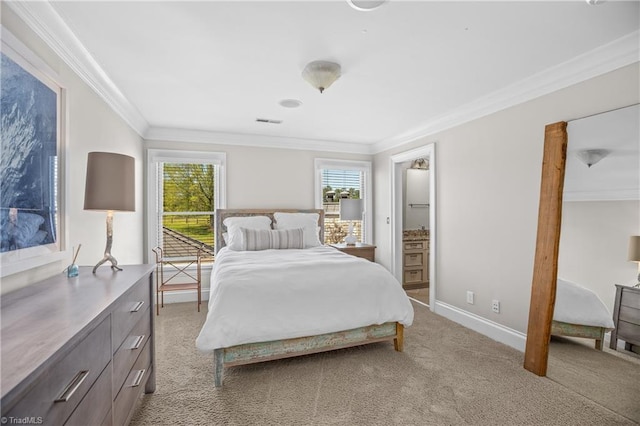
213,322 -> 404,387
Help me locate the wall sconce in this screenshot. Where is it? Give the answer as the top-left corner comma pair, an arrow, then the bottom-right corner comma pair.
575,149 -> 610,168
339,198 -> 364,245
410,158 -> 429,169
84,152 -> 135,273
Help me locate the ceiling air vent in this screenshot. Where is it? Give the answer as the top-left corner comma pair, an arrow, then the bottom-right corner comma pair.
256,118 -> 282,124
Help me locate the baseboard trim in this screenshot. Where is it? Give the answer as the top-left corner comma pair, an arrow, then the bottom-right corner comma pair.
156,289 -> 210,306
434,301 -> 527,352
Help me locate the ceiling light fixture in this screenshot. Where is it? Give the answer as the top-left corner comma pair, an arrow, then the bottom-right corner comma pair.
279,99 -> 303,108
302,60 -> 341,94
347,0 -> 387,12
575,149 -> 610,168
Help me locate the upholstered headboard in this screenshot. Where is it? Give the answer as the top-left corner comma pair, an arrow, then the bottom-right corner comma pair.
214,209 -> 325,253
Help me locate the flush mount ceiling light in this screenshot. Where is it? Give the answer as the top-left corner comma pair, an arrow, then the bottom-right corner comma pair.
576,149 -> 610,168
302,60 -> 341,94
347,0 -> 387,11
279,99 -> 303,108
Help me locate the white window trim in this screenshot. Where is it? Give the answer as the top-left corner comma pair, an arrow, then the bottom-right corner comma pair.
314,158 -> 372,244
146,149 -> 226,264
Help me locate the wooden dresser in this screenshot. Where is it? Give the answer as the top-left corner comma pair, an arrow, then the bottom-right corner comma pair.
402,230 -> 429,289
610,284 -> 640,354
1,264 -> 155,426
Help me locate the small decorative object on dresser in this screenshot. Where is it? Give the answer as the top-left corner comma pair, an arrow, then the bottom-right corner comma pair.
1,264 -> 155,426
609,284 -> 640,354
330,242 -> 376,262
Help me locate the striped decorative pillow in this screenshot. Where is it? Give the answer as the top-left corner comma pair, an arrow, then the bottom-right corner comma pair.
241,227 -> 305,251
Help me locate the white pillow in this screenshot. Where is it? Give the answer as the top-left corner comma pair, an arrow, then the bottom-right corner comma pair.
223,216 -> 272,250
241,228 -> 304,251
273,212 -> 321,248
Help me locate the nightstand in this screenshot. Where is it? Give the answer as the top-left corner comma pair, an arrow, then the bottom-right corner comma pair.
610,284 -> 640,354
330,243 -> 376,262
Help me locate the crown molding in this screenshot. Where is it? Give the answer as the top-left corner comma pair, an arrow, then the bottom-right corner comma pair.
9,0 -> 638,155
6,1 -> 149,136
144,127 -> 374,155
563,189 -> 640,202
372,31 -> 640,154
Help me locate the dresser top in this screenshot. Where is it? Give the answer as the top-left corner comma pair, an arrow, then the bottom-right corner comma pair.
1,264 -> 154,400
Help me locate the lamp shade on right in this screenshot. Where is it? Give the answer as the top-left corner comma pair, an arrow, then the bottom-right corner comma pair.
340,199 -> 364,221
628,235 -> 640,262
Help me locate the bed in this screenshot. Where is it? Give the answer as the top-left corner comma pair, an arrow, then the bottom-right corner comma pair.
551,278 -> 615,350
195,209 -> 414,387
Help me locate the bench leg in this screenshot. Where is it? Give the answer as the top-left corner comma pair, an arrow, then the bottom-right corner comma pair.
214,348 -> 224,387
394,323 -> 404,352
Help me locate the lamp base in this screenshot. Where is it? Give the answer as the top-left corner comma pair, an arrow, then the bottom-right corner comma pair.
344,234 -> 357,246
93,211 -> 123,274
92,254 -> 122,274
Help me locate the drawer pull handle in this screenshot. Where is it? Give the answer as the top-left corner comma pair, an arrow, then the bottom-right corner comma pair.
132,369 -> 146,387
132,334 -> 145,350
131,301 -> 145,312
54,370 -> 89,403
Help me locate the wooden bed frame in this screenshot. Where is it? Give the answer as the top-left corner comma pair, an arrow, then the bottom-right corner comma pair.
551,320 -> 606,350
211,208 -> 405,387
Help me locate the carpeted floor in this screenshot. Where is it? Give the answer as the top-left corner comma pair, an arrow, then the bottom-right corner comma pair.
548,336 -> 640,423
131,302 -> 637,425
406,287 -> 429,306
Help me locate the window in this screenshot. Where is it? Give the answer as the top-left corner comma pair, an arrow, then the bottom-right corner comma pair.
147,150 -> 226,263
314,159 -> 372,244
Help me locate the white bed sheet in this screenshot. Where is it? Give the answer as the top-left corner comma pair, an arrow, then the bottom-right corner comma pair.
196,246 -> 414,352
554,279 -> 615,329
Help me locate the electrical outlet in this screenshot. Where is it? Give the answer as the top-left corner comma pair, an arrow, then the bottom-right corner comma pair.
492,300 -> 500,313
466,291 -> 474,304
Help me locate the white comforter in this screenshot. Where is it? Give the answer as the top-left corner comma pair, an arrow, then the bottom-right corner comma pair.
196,246 -> 414,351
554,279 -> 615,329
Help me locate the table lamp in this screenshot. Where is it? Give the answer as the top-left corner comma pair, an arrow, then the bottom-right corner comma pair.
340,198 -> 363,245
628,235 -> 640,287
84,152 -> 135,273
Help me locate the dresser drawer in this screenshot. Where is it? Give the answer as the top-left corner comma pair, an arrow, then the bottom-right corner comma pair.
113,308 -> 151,397
113,339 -> 152,426
404,268 -> 424,284
64,361 -> 112,426
619,305 -> 640,326
620,289 -> 640,309
112,276 -> 151,354
404,241 -> 425,251
6,317 -> 111,425
404,252 -> 424,267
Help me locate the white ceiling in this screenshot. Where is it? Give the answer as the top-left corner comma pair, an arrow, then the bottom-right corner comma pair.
7,1 -> 640,154
565,103 -> 640,201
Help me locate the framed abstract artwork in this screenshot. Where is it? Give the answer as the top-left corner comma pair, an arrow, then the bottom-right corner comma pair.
0,26 -> 67,277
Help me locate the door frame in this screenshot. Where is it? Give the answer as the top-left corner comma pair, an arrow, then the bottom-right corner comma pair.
390,143 -> 436,309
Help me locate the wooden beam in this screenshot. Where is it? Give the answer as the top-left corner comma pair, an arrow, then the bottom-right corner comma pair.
524,121 -> 567,377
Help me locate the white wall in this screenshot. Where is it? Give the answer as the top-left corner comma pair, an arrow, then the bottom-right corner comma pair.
1,6 -> 145,294
374,63 -> 640,335
558,200 -> 640,313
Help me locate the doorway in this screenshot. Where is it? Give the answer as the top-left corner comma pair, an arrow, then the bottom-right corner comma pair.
390,144 -> 436,309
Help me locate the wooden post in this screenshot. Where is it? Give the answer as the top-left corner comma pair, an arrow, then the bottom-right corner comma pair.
524,122 -> 567,377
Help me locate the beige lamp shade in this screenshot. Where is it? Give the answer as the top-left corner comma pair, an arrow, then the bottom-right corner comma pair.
340,198 -> 364,221
84,152 -> 135,211
628,236 -> 640,262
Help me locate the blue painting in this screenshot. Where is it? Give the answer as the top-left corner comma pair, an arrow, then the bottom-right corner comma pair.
0,52 -> 58,253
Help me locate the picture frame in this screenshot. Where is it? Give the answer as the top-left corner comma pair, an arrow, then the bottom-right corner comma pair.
0,26 -> 68,278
